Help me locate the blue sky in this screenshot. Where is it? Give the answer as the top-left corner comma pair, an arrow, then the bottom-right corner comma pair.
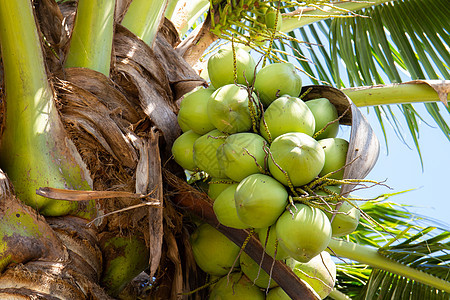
356,104 -> 450,229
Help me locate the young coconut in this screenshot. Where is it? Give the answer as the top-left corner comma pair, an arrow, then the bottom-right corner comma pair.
257,226 -> 289,260
209,272 -> 265,300
326,200 -> 361,237
260,95 -> 315,142
265,7 -> 283,30
286,251 -> 337,299
171,130 -> 201,171
217,132 -> 267,181
177,86 -> 216,135
208,178 -> 236,200
316,186 -> 361,236
235,174 -> 288,229
190,223 -> 240,276
208,84 -> 259,134
207,47 -> 256,89
268,132 -> 325,187
318,138 -> 349,180
193,129 -> 228,178
239,252 -> 278,289
276,203 -> 332,263
213,184 -> 250,229
266,287 -> 292,300
254,63 -> 302,107
305,97 -> 339,140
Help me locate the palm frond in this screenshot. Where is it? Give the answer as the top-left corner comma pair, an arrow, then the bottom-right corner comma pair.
349,197 -> 419,248
333,263 -> 373,298
332,196 -> 450,299
360,227 -> 450,299
283,0 -> 450,160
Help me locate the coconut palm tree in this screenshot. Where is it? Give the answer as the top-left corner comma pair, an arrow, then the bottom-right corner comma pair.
0,0 -> 448,299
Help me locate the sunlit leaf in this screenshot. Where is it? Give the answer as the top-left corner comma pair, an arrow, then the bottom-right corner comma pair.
284,0 -> 450,158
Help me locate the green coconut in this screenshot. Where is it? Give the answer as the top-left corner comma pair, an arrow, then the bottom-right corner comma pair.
209,272 -> 265,300
171,130 -> 201,171
207,47 -> 256,89
305,97 -> 339,140
177,86 -> 216,135
316,186 -> 360,236
316,185 -> 342,196
249,30 -> 268,47
190,223 -> 240,276
193,129 -> 228,178
254,63 -> 302,107
234,174 -> 288,229
257,225 -> 289,260
276,204 -> 332,263
260,95 -> 315,142
240,252 -> 278,289
318,138 -> 349,180
268,132 -> 325,187
217,133 -> 267,181
208,84 -> 259,134
265,7 -> 283,30
213,184 -> 250,229
266,287 -> 291,300
286,251 -> 336,299
326,200 -> 361,237
208,178 -> 236,200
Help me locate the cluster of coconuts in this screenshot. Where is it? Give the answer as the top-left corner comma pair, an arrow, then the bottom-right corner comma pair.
172,47 -> 361,298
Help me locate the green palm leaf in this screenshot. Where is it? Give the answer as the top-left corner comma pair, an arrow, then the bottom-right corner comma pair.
331,196 -> 450,299
282,0 -> 450,161
359,228 -> 450,299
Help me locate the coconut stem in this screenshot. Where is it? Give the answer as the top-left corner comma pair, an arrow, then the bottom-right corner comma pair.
64,0 -> 115,76
168,0 -> 209,37
0,0 -> 94,217
121,0 -> 169,47
280,0 -> 387,33
328,239 -> 450,293
328,288 -> 352,300
342,83 -> 445,107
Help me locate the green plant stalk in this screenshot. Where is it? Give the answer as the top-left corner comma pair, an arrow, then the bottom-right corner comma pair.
64,0 -> 115,76
0,193 -> 66,273
328,239 -> 450,293
0,0 -> 95,218
164,0 -> 179,19
121,0 -> 169,47
0,210 -> 40,272
328,288 -> 351,300
280,0 -> 387,33
342,83 -> 444,107
167,0 -> 209,37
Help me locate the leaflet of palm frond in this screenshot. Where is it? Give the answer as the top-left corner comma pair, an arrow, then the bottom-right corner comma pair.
360,227 -> 450,299
349,200 -> 417,248
288,0 -> 450,159
334,264 -> 373,299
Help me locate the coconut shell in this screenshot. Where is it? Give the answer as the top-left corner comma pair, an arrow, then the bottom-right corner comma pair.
301,85 -> 380,196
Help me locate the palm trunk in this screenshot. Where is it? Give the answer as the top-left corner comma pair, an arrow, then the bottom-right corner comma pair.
0,0 -> 205,298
